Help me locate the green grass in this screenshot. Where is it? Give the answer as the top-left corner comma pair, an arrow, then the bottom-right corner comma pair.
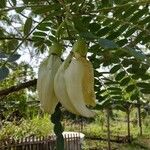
122,137 -> 150,150
82,137 -> 150,150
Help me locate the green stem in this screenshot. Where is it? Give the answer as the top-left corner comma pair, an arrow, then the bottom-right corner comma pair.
51,103 -> 64,150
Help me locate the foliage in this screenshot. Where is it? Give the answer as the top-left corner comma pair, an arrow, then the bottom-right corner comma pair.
0,2 -> 150,149
0,0 -> 150,111
0,62 -> 37,120
0,111 -> 149,149
0,115 -> 53,140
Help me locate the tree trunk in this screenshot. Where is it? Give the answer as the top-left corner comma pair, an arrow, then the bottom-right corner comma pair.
0,119 -> 2,129
127,111 -> 131,143
106,109 -> 111,150
137,105 -> 142,136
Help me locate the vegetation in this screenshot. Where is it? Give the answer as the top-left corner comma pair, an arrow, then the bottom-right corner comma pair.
0,115 -> 53,140
0,111 -> 149,149
0,0 -> 150,149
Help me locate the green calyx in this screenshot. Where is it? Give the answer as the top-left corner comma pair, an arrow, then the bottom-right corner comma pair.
50,42 -> 63,56
72,39 -> 88,57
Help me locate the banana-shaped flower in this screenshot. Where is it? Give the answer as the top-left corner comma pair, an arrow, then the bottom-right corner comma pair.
54,52 -> 79,115
37,43 -> 62,114
54,39 -> 96,117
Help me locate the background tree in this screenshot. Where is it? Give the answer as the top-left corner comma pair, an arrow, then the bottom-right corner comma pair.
0,0 -> 150,149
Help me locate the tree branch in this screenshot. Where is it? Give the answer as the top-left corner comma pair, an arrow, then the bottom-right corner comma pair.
0,79 -> 37,97
1,17 -> 46,67
0,37 -> 33,41
0,5 -> 48,13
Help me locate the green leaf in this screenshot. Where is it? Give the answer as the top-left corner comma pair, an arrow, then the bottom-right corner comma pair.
93,60 -> 100,68
122,59 -> 131,67
131,74 -> 140,80
99,99 -> 111,107
102,19 -> 112,26
33,5 -> 61,14
107,87 -> 121,91
32,36 -> 45,41
0,66 -> 9,81
140,89 -> 150,94
0,0 -> 6,8
109,21 -> 120,30
120,77 -> 131,86
15,7 -> 24,13
124,27 -> 137,38
126,84 -> 135,93
134,32 -> 144,44
89,23 -> 101,32
95,104 -> 104,110
95,86 -> 100,91
22,0 -> 28,4
111,96 -> 122,100
37,26 -> 50,31
98,38 -> 118,49
40,43 -> 47,53
94,78 -> 100,85
113,7 -> 126,17
141,74 -> 150,80
115,71 -> 126,81
33,31 -> 47,36
142,35 -> 150,45
146,23 -> 150,30
7,39 -> 18,51
98,89 -> 106,94
24,18 -> 33,36
73,17 -> 88,32
122,5 -> 139,18
10,0 -> 17,6
129,7 -> 148,22
0,52 -> 7,58
136,82 -> 150,89
97,27 -> 110,37
126,68 -> 133,74
110,65 -> 121,74
41,22 -> 52,27
94,70 -> 102,77
116,39 -> 128,47
34,40 -> 46,47
105,81 -> 118,85
80,32 -> 97,40
130,92 -> 139,101
101,0 -> 112,7
45,39 -> 52,46
109,91 -> 122,95
117,24 -> 129,34
49,36 -> 57,42
123,47 -> 150,65
8,54 -> 21,62
107,31 -> 121,40
139,16 -> 150,25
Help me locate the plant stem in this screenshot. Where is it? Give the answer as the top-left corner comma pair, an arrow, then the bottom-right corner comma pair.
51,103 -> 64,150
